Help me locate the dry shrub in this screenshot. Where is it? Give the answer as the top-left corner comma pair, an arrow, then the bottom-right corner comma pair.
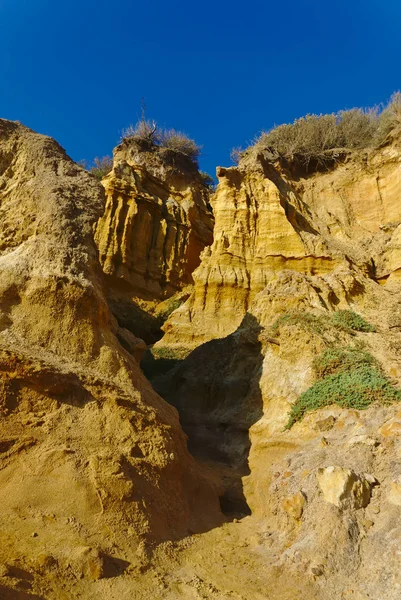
121,119 -> 158,143
374,92 -> 401,144
79,156 -> 113,180
246,92 -> 401,172
121,119 -> 201,165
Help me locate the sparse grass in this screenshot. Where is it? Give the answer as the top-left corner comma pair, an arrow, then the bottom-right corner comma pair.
79,156 -> 113,180
151,346 -> 189,361
244,92 -> 401,172
270,311 -> 330,337
155,297 -> 185,323
141,345 -> 189,379
230,147 -> 244,165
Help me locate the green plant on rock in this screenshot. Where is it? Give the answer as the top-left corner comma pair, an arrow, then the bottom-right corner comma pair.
312,347 -> 377,378
140,344 -> 189,380
270,311 -> 331,337
271,309 -> 375,338
331,310 -> 376,333
285,347 -> 401,429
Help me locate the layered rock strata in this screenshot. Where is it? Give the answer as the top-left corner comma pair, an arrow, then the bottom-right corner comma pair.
159,140 -> 401,350
94,139 -> 214,301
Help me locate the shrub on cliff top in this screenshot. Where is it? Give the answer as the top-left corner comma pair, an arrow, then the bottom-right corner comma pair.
121,119 -> 201,165
246,92 -> 401,171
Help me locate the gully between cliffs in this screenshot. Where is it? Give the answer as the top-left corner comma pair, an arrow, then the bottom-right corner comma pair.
143,313 -> 264,518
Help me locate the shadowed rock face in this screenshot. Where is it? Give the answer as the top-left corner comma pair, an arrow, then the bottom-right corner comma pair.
94,138 -> 214,301
0,120 -> 221,585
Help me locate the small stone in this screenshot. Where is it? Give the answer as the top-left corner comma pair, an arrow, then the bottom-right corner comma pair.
37,554 -> 58,569
388,480 -> 401,506
70,546 -> 105,581
317,466 -> 375,509
315,416 -> 336,431
362,519 -> 374,530
347,435 -> 378,447
32,532 -> 38,538
282,491 -> 306,520
379,419 -> 401,438
311,565 -> 324,576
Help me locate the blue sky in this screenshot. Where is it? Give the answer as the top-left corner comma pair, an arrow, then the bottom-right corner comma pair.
1,0 -> 401,177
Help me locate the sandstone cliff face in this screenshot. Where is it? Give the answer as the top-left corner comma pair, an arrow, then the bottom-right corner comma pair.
159,140 -> 401,350
94,139 -> 214,301
149,137 -> 401,599
154,266 -> 401,599
0,120 -> 220,598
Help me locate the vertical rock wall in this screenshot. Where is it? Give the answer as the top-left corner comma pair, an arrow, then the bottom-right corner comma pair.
94,139 -> 214,301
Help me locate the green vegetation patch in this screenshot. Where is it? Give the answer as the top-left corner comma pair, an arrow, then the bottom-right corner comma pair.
150,345 -> 190,362
141,345 -> 190,380
271,311 -> 330,337
154,297 -> 185,324
272,309 -> 375,338
331,309 -> 376,332
312,347 -> 377,378
285,347 -> 401,429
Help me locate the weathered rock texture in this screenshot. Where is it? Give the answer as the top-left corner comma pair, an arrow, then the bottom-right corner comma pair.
0,120 -> 221,598
6,116 -> 401,599
94,138 -> 214,301
159,140 -> 401,351
154,266 -> 401,599
150,136 -> 401,599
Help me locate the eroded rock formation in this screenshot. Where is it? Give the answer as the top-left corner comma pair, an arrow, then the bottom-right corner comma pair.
5,114 -> 401,599
94,138 -> 213,298
149,135 -> 401,599
0,120 -> 221,598
159,140 -> 401,351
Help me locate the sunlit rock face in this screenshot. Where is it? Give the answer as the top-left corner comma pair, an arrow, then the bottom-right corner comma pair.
0,120 -> 221,589
148,135 -> 401,599
94,138 -> 214,301
159,137 -> 401,351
